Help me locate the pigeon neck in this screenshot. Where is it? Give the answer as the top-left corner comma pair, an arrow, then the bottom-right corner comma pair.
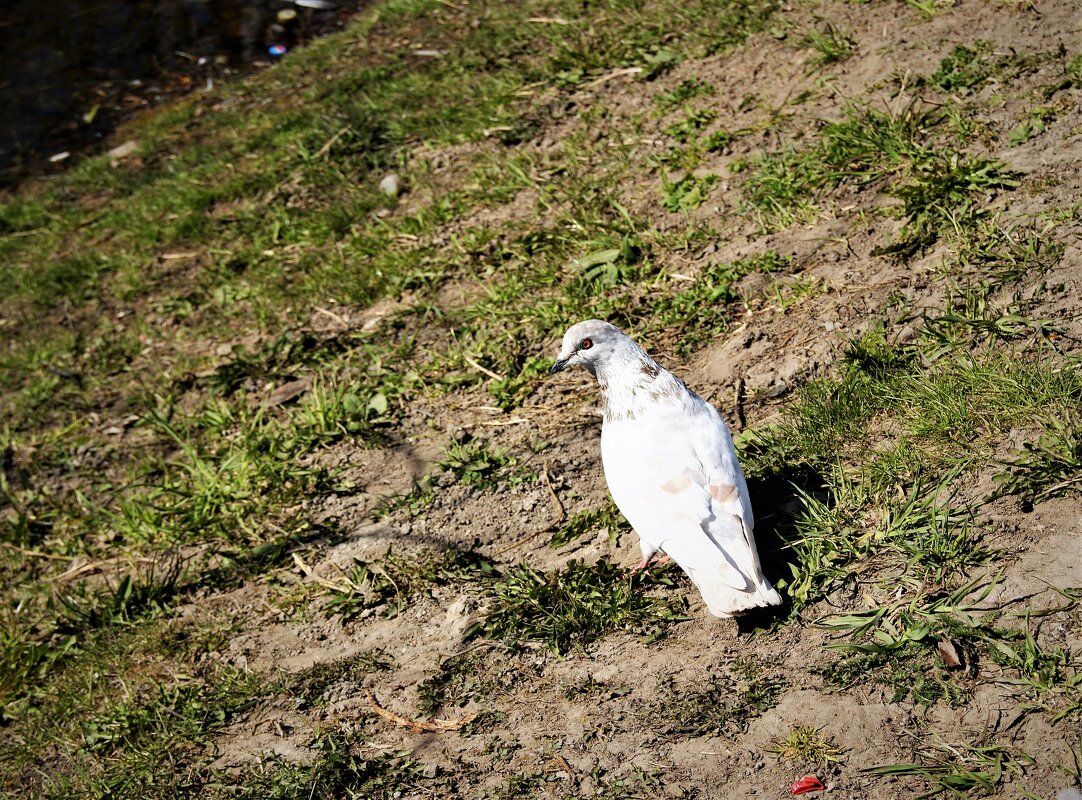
596,351 -> 679,420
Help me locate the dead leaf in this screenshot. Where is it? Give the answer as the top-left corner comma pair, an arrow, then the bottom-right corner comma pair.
937,639 -> 963,669
264,377 -> 311,408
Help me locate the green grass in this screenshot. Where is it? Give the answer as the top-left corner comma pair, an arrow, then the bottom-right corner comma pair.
216,731 -> 435,800
475,559 -> 691,654
768,725 -> 845,769
926,40 -> 1050,95
650,658 -> 785,737
2,0 -> 1081,795
738,99 -> 1021,254
744,326 -> 1079,615
655,78 -> 716,110
321,547 -> 495,621
817,576 -> 1082,722
549,502 -> 631,548
653,251 -> 789,355
0,617 -> 270,798
817,645 -> 972,707
866,735 -> 1034,799
993,416 -> 1082,504
439,438 -> 520,491
800,24 -> 855,67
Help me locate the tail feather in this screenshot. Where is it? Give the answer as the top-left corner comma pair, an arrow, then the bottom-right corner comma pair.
695,574 -> 782,617
657,521 -> 783,617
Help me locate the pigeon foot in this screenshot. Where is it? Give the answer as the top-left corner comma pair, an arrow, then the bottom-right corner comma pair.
633,554 -> 672,572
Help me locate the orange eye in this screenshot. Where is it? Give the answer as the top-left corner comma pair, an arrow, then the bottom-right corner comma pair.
580,338 -> 593,350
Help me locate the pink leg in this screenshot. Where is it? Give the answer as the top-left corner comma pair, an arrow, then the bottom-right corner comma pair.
633,554 -> 672,572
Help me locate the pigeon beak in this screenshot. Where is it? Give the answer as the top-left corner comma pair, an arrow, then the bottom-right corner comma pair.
550,357 -> 569,374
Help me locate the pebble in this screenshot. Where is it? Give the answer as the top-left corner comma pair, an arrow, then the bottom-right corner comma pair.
107,140 -> 139,160
379,173 -> 402,199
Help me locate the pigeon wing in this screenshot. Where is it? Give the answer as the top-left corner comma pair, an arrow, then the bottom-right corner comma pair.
602,395 -> 780,614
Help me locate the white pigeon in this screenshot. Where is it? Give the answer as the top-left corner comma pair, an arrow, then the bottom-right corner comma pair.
550,319 -> 782,617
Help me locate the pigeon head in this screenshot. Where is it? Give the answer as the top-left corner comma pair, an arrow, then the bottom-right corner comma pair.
551,319 -> 636,377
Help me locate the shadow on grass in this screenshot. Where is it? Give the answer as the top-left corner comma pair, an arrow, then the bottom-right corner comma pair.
737,466 -> 825,633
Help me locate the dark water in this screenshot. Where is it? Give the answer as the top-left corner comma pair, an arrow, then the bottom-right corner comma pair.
0,0 -> 363,186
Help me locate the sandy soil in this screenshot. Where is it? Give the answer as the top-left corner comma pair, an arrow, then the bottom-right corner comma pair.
170,1 -> 1082,796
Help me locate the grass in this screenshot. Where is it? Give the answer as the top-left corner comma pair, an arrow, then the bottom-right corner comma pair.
417,653 -> 489,716
476,559 -> 691,654
818,577 -> 1082,721
0,617 -> 272,798
321,547 -> 496,621
655,78 -> 716,110
866,735 -> 1035,799
817,645 -> 972,707
743,319 -> 1078,616
927,40 -> 1049,95
439,437 -> 520,491
738,99 -> 1020,255
661,171 -> 720,212
993,416 -> 1082,504
217,731 -> 434,800
549,502 -> 631,548
768,725 -> 845,769
800,24 -> 855,67
650,658 -> 786,737
308,548 -> 694,655
1,0 -> 1081,796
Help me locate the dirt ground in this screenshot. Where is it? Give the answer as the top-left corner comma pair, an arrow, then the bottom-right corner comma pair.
172,1 -> 1082,797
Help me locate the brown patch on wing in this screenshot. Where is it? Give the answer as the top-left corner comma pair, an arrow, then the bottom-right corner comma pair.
640,362 -> 660,379
709,483 -> 736,504
661,473 -> 692,494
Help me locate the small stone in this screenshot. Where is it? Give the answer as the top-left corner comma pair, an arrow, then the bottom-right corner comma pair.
379,173 -> 402,199
421,763 -> 438,778
107,140 -> 139,160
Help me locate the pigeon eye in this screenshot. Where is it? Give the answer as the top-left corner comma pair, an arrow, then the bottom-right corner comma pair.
580,338 -> 593,350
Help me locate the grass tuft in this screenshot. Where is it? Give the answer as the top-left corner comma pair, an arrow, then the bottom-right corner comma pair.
650,658 -> 785,737
992,415 -> 1082,504
475,558 -> 689,654
768,725 -> 845,769
323,548 -> 495,621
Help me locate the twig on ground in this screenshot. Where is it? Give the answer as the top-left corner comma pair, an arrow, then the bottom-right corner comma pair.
1,543 -> 74,561
314,126 -> 350,158
366,690 -> 476,733
583,67 -> 643,88
462,354 -> 505,382
313,306 -> 350,327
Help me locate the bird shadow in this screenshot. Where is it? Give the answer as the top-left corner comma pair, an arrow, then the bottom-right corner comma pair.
736,466 -> 826,633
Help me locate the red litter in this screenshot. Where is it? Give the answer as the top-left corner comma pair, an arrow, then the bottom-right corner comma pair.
791,775 -> 825,795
